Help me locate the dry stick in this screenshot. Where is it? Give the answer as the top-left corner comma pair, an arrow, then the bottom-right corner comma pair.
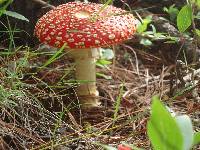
30,0 -> 55,9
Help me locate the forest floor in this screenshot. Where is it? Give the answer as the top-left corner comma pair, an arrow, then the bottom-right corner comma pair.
0,41 -> 200,149
0,0 -> 200,150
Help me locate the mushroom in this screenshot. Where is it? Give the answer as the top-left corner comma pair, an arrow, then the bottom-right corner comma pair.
34,2 -> 136,107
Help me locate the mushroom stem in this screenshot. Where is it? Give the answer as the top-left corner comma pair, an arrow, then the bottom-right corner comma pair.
70,48 -> 100,107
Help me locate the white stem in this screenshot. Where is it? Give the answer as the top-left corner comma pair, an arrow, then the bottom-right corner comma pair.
70,48 -> 100,107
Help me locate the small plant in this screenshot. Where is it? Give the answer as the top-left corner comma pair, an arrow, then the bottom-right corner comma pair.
136,15 -> 179,46
0,0 -> 29,22
163,4 -> 179,22
96,48 -> 114,80
147,96 -> 200,150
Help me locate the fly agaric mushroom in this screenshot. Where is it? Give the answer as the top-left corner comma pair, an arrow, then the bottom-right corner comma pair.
34,2 -> 136,107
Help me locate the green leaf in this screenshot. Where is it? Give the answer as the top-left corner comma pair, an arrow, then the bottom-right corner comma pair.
140,38 -> 152,46
137,16 -> 152,33
97,59 -> 112,66
96,72 -> 112,80
163,4 -> 179,22
195,29 -> 200,37
3,10 -> 29,22
96,59 -> 112,68
176,115 -> 194,150
193,132 -> 200,146
0,0 -> 13,17
147,96 -> 183,150
177,5 -> 192,32
40,43 -> 66,69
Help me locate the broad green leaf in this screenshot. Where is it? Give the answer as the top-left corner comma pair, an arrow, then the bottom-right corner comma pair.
3,10 -> 29,22
147,96 -> 183,150
177,5 -> 192,32
193,132 -> 200,146
176,115 -> 194,150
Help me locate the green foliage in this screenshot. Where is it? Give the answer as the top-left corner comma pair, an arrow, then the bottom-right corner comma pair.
147,96 -> 200,150
0,0 -> 29,22
95,96 -> 199,150
0,0 -> 13,16
113,85 -> 124,124
0,47 -> 31,109
100,0 -> 113,4
193,132 -> 200,146
96,48 -> 113,79
136,15 -> 156,46
194,29 -> 200,36
137,16 -> 152,34
177,5 -> 192,32
3,10 -> 29,22
0,0 -> 8,4
139,38 -> 152,46
0,85 -> 19,107
192,0 -> 200,8
147,96 -> 183,150
163,4 -> 179,22
96,59 -> 112,66
97,48 -> 114,68
195,11 -> 200,19
40,43 -> 66,69
96,72 -> 112,80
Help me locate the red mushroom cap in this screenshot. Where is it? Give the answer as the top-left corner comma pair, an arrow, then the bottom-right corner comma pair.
35,2 -> 136,49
